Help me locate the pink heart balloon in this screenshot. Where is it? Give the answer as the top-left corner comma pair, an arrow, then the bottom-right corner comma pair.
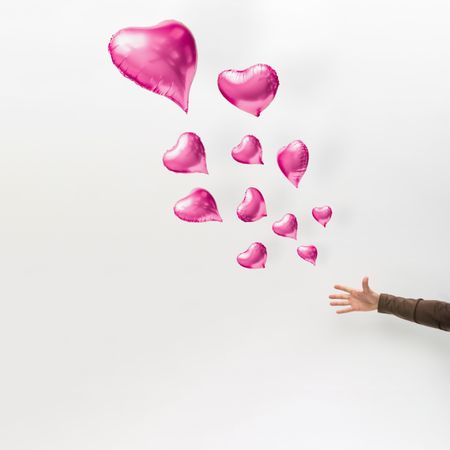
163,132 -> 208,174
272,213 -> 298,240
296,246 -> 317,265
218,64 -> 279,117
231,135 -> 263,164
174,188 -> 222,223
277,140 -> 309,188
237,242 -> 267,269
312,206 -> 333,227
237,187 -> 267,222
108,20 -> 197,112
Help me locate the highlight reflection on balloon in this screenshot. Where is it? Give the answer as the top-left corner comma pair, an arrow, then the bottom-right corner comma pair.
231,135 -> 263,165
173,188 -> 222,223
108,20 -> 197,112
277,140 -> 309,188
236,187 -> 267,222
297,245 -> 317,265
163,132 -> 208,174
237,242 -> 267,269
218,64 -> 279,117
272,213 -> 298,239
312,206 -> 332,227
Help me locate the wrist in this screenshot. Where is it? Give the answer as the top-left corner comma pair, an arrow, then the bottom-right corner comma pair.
372,292 -> 380,310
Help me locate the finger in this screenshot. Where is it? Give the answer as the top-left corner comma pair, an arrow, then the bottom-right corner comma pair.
362,276 -> 370,292
336,307 -> 354,314
330,301 -> 350,306
334,284 -> 353,294
329,294 -> 350,300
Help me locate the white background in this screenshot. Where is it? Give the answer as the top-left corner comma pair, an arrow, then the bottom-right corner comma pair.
1,1 -> 449,449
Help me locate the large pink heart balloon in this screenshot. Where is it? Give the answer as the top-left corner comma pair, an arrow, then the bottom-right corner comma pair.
312,206 -> 333,227
237,187 -> 267,222
237,242 -> 267,269
163,132 -> 208,174
231,135 -> 263,164
277,140 -> 309,188
217,64 -> 279,117
108,20 -> 197,112
272,213 -> 298,240
174,188 -> 222,222
297,245 -> 317,265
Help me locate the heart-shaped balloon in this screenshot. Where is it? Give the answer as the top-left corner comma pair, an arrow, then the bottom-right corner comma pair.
163,132 -> 208,174
277,140 -> 309,188
312,206 -> 332,227
217,64 -> 279,117
296,245 -> 317,265
108,20 -> 197,112
237,187 -> 267,222
237,242 -> 267,269
174,188 -> 222,222
272,213 -> 298,239
231,135 -> 263,164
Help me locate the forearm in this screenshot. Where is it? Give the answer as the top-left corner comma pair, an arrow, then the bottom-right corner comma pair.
378,293 -> 450,332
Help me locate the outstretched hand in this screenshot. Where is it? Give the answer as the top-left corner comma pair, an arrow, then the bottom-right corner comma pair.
329,277 -> 380,314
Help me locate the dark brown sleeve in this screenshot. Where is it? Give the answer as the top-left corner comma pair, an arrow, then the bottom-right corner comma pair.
378,293 -> 450,332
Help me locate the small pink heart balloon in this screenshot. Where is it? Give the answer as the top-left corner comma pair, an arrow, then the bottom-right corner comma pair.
237,187 -> 267,222
218,64 -> 279,117
174,188 -> 222,223
108,20 -> 197,112
296,245 -> 317,265
312,206 -> 333,227
163,132 -> 208,174
272,213 -> 298,240
237,242 -> 267,269
277,140 -> 309,188
231,135 -> 263,165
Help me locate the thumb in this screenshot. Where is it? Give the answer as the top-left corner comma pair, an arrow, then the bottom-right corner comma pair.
362,276 -> 370,292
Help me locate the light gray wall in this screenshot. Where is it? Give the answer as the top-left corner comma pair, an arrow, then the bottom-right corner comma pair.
1,1 -> 449,449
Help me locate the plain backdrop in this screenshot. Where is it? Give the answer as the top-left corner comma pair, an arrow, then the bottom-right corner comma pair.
1,1 -> 449,449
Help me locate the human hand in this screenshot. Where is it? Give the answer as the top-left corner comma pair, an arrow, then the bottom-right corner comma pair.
329,277 -> 380,314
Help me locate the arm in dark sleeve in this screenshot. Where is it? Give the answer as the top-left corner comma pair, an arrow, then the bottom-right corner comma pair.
378,293 -> 450,332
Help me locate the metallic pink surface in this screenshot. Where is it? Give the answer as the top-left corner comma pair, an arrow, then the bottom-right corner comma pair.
272,213 -> 298,240
173,188 -> 222,223
163,132 -> 208,174
237,242 -> 267,269
231,135 -> 263,164
312,206 -> 333,227
217,64 -> 279,117
296,246 -> 317,265
277,140 -> 309,188
108,20 -> 197,112
236,187 -> 267,222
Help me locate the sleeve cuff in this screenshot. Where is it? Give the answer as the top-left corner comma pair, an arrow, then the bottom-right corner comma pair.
376,293 -> 419,322
377,293 -> 391,314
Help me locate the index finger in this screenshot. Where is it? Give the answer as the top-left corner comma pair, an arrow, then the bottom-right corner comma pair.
333,284 -> 353,294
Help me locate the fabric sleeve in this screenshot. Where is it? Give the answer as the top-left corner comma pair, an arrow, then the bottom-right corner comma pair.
378,293 -> 450,332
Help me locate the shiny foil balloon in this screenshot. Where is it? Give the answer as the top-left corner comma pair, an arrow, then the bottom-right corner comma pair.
237,187 -> 267,222
218,64 -> 279,117
163,132 -> 208,174
277,140 -> 309,188
297,245 -> 318,265
272,213 -> 298,240
173,188 -> 222,223
312,206 -> 333,227
108,20 -> 197,112
237,242 -> 267,269
231,135 -> 263,164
